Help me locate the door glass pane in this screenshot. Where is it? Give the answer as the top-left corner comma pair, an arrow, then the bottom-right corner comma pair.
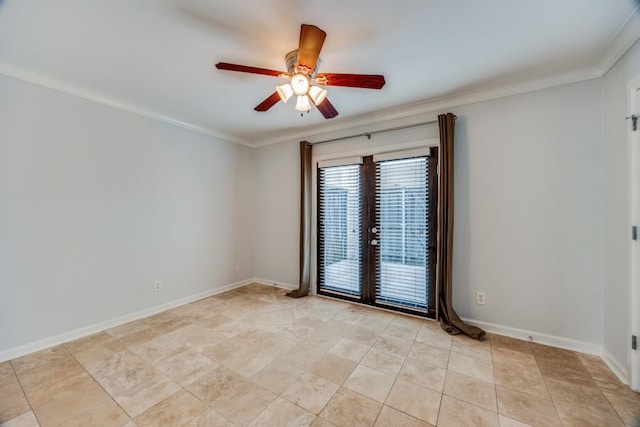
376,157 -> 429,310
318,164 -> 362,296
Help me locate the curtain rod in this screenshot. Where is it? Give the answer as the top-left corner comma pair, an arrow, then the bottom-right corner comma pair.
308,119 -> 440,146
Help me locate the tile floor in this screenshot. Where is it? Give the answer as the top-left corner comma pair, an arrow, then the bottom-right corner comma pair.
1,283 -> 639,426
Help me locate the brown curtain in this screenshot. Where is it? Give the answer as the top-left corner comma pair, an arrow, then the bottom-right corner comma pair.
287,141 -> 312,298
437,113 -> 486,340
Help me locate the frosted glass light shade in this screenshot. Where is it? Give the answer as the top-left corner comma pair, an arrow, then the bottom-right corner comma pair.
308,86 -> 327,105
290,73 -> 310,96
295,95 -> 311,112
276,84 -> 294,103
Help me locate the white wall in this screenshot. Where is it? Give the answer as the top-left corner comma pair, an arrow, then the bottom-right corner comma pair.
253,79 -> 604,347
0,74 -> 255,354
602,39 -> 640,375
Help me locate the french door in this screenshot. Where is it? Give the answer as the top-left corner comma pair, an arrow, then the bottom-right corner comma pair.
317,148 -> 438,318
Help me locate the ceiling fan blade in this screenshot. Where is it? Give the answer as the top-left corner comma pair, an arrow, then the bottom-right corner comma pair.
315,73 -> 385,89
296,24 -> 326,74
314,97 -> 338,119
216,62 -> 288,77
254,92 -> 281,112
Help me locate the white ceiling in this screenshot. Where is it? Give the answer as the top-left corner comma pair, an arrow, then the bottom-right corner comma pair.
1,0 -> 638,146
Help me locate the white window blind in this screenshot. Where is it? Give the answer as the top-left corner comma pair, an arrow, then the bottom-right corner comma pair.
318,164 -> 362,296
375,156 -> 430,310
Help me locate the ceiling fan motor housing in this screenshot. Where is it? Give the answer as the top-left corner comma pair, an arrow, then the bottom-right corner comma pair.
285,49 -> 320,77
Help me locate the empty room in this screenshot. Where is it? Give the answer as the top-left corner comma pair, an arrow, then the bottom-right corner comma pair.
1,1 -> 640,426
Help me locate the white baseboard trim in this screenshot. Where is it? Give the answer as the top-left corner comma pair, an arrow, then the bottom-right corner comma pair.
252,278 -> 299,291
0,278 -> 258,363
601,348 -> 630,385
461,317 -> 602,355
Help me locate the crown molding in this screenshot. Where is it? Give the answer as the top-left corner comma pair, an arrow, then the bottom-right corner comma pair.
2,6 -> 639,149
593,5 -> 640,75
0,61 -> 252,147
253,64 -> 602,147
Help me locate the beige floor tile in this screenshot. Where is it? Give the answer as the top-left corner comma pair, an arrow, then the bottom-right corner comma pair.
385,380 -> 441,425
236,351 -> 274,378
24,370 -> 95,409
282,372 -> 339,414
537,358 -> 595,388
448,351 -> 494,383
202,338 -> 259,370
415,326 -> 452,350
408,342 -> 450,369
251,359 -> 303,394
187,366 -> 276,426
63,332 -> 114,354
384,322 -> 420,342
496,386 -> 561,427
317,320 -> 354,338
30,372 -> 110,427
59,398 -> 130,427
1,411 -> 40,427
603,389 -> 640,426
437,395 -> 499,427
498,415 -> 532,427
493,362 -> 550,400
0,362 -> 22,398
5,285 -> 640,427
347,326 -> 382,346
491,347 -> 538,370
372,334 -> 413,357
489,335 -> 532,354
113,374 -> 181,418
83,350 -> 157,396
443,370 -> 497,411
0,390 -> 31,424
155,348 -> 218,386
279,342 -> 324,368
12,347 -> 84,389
329,338 -> 370,363
307,354 -> 357,385
164,324 -> 226,353
302,329 -> 342,351
106,320 -> 150,339
134,390 -> 208,427
398,357 -> 446,392
319,388 -> 382,427
343,365 -> 395,403
311,417 -> 337,427
361,348 -> 405,375
451,335 -> 492,361
374,405 -> 433,426
248,397 -> 316,427
544,377 -> 614,415
129,335 -> 188,366
554,404 -> 624,427
184,408 -> 235,427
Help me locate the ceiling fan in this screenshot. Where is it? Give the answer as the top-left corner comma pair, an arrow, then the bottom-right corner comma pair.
215,24 -> 386,119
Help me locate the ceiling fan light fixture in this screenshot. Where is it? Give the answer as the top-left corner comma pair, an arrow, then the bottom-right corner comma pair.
290,73 -> 310,96
276,83 -> 294,103
295,95 -> 311,112
308,85 -> 327,105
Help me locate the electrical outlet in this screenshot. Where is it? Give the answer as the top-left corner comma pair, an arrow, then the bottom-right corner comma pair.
476,291 -> 485,305
153,280 -> 161,292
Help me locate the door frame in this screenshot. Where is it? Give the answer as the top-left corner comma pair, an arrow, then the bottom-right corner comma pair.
628,75 -> 640,391
310,139 -> 439,297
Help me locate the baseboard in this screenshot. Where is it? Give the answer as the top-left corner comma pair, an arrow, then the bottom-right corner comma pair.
0,278 -> 257,363
461,317 -> 602,355
601,348 -> 630,385
252,277 -> 298,291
